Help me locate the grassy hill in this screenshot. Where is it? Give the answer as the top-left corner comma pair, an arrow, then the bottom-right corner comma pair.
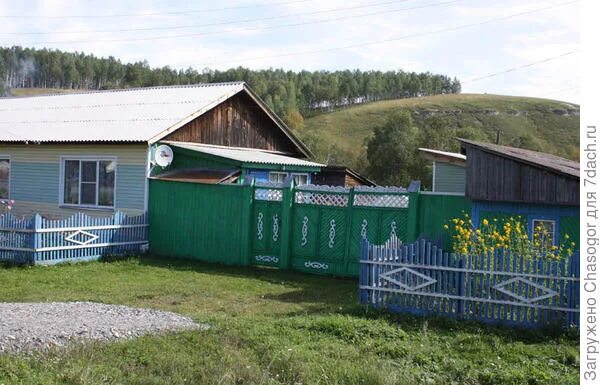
299,94 -> 580,169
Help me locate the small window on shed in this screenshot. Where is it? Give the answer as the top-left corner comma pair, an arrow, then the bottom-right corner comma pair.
268,172 -> 287,183
291,173 -> 309,186
532,219 -> 556,247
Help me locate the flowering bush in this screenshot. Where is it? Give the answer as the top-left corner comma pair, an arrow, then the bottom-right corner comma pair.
0,198 -> 14,215
444,213 -> 575,260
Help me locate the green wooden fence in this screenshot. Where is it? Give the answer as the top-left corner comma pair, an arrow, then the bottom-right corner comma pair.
149,179 -> 470,277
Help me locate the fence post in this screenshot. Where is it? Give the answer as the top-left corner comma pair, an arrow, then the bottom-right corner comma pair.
342,187 -> 356,276
32,213 -> 42,264
359,237 -> 369,304
457,255 -> 465,319
406,191 -> 420,243
240,178 -> 255,266
278,179 -> 294,270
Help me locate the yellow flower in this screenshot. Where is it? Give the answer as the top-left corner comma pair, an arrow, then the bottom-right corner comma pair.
571,242 -> 576,247
482,219 -> 489,226
565,234 -> 570,240
461,247 -> 468,254
453,218 -> 458,224
443,224 -> 449,230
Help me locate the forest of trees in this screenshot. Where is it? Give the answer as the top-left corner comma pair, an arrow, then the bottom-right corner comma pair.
0,46 -> 461,121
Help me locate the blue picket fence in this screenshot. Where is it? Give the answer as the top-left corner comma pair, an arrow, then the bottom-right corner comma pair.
0,211 -> 148,264
359,238 -> 580,328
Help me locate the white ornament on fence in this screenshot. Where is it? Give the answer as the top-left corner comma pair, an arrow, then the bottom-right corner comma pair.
301,216 -> 309,246
328,219 -> 336,248
353,193 -> 409,208
380,267 -> 437,291
493,277 -> 559,304
64,229 -> 99,245
360,219 -> 368,239
389,221 -> 397,239
255,255 -> 279,264
256,212 -> 264,240
304,261 -> 329,270
272,214 -> 280,242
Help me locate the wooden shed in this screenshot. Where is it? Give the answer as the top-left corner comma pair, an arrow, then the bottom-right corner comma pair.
459,138 -> 579,248
312,166 -> 375,187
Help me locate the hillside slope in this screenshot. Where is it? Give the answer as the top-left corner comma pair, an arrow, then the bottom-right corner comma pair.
300,94 -> 580,168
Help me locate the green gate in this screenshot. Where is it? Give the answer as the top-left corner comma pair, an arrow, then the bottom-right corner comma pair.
291,186 -> 351,275
251,182 -> 285,267
290,185 -> 412,276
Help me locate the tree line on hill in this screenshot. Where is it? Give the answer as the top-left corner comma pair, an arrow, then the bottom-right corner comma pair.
0,46 -> 461,123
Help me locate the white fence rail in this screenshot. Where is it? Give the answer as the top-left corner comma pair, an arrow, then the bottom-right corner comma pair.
0,211 -> 148,264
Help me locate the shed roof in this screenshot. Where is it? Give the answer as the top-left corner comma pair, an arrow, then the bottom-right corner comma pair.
458,138 -> 579,178
418,148 -> 466,165
166,141 -> 324,168
0,82 -> 311,156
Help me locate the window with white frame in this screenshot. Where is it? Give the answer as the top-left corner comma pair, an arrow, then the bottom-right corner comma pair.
62,159 -> 116,208
268,171 -> 287,183
291,173 -> 309,186
0,157 -> 9,199
532,219 -> 556,247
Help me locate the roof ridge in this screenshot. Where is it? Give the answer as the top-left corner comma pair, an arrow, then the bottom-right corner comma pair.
0,81 -> 246,100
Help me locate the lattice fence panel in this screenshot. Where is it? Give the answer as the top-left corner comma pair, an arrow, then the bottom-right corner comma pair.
353,193 -> 409,208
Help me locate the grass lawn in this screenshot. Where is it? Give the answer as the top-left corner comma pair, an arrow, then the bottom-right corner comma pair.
0,256 -> 578,385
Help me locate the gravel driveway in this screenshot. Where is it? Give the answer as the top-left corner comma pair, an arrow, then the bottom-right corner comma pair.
0,302 -> 207,354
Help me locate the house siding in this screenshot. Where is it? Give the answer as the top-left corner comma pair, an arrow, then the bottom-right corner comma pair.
434,161 -> 465,194
1,144 -> 147,218
471,200 -> 579,248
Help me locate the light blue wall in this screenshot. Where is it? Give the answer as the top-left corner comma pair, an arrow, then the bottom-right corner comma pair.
434,162 -> 465,193
115,165 -> 147,209
10,162 -> 146,210
11,162 -> 60,203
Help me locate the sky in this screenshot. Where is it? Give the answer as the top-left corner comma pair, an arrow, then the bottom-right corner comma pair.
0,0 -> 580,103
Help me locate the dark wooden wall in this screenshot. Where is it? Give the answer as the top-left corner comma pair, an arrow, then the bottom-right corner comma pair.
313,169 -> 372,187
165,92 -> 302,156
465,146 -> 579,205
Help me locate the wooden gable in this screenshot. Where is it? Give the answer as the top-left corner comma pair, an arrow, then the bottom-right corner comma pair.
464,145 -> 579,206
164,91 -> 304,157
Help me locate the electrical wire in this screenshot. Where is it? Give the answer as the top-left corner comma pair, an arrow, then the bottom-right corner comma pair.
20,0 -> 460,45
0,0 -> 403,35
0,0 -> 311,19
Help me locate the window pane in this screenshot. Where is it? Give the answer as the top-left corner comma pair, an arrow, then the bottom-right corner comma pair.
0,159 -> 9,199
269,172 -> 287,183
64,160 -> 80,204
533,220 -> 555,247
81,161 -> 97,182
98,160 -> 116,206
81,183 -> 96,205
293,174 -> 308,186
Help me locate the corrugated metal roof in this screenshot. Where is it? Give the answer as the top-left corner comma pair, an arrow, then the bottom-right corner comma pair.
166,141 -> 324,168
459,138 -> 579,178
418,148 -> 466,160
0,82 -> 245,142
